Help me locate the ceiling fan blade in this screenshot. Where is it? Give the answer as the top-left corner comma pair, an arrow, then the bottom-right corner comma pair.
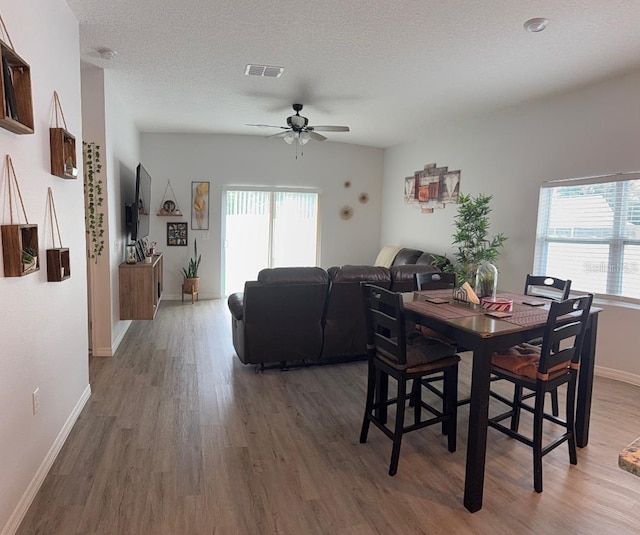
246,123 -> 287,129
265,130 -> 290,139
309,131 -> 327,141
311,125 -> 350,132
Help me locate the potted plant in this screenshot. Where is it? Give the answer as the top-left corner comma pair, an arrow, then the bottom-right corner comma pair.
22,247 -> 38,273
181,239 -> 201,295
436,193 -> 507,287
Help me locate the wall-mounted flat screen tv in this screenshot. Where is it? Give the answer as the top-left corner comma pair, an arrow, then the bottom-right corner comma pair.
126,163 -> 151,242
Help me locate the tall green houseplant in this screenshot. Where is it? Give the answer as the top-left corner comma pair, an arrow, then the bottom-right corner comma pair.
440,193 -> 507,284
181,239 -> 201,279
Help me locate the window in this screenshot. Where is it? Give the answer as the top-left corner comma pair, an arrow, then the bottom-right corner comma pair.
534,172 -> 640,299
223,188 -> 320,295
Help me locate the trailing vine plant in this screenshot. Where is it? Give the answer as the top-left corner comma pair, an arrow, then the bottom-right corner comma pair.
83,141 -> 105,262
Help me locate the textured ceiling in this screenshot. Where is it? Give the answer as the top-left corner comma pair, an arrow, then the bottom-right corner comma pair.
66,0 -> 640,148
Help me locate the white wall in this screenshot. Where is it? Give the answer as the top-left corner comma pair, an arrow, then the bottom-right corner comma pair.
80,66 -> 140,355
0,1 -> 90,533
141,134 -> 384,299
382,68 -> 640,383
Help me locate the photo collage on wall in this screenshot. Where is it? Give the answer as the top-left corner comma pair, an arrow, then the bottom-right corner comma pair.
403,163 -> 461,213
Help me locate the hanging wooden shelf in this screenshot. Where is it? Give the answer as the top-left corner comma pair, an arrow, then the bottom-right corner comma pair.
1,224 -> 39,277
46,248 -> 70,281
49,91 -> 77,179
45,188 -> 70,281
1,156 -> 38,277
157,180 -> 183,216
0,18 -> 34,135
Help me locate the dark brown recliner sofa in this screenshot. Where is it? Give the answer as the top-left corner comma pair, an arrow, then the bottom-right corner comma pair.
228,250 -> 448,366
227,267 -> 329,365
322,266 -> 392,361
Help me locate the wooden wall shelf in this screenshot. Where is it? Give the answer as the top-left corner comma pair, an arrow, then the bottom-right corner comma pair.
50,128 -> 77,179
0,39 -> 34,135
46,248 -> 70,281
1,224 -> 39,277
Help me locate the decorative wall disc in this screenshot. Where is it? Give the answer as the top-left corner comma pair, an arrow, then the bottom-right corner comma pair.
340,205 -> 354,220
359,192 -> 369,204
343,180 -> 351,188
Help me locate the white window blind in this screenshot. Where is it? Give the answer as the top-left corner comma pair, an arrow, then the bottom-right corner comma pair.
533,172 -> 640,299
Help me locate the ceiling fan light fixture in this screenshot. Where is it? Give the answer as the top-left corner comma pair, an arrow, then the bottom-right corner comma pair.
283,131 -> 295,144
298,131 -> 310,145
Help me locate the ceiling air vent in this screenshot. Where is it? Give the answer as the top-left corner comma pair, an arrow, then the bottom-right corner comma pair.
244,64 -> 284,78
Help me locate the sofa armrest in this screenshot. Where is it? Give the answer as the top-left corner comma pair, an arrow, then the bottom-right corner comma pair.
227,292 -> 244,320
391,247 -> 423,266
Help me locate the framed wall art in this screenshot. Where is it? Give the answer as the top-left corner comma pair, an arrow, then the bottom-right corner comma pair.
191,181 -> 210,230
167,222 -> 188,246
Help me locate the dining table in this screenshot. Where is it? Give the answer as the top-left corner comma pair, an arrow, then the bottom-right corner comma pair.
402,289 -> 602,513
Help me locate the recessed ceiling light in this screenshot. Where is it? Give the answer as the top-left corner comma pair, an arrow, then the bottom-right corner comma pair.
524,17 -> 548,33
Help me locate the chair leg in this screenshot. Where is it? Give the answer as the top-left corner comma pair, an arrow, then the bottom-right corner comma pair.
566,377 -> 578,465
413,379 -> 422,426
533,389 -> 545,493
444,365 -> 458,452
389,377 -> 407,476
360,360 -> 377,444
511,385 -> 523,432
550,388 -> 559,417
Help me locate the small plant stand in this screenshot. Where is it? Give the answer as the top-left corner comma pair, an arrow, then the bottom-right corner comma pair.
182,277 -> 199,304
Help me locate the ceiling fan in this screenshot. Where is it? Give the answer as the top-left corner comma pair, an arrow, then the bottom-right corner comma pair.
247,104 -> 350,145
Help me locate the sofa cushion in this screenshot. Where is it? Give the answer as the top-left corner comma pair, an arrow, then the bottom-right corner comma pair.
390,264 -> 441,292
257,266 -> 329,285
391,247 -> 423,266
328,265 -> 391,285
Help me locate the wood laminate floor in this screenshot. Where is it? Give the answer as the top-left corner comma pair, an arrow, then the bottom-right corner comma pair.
17,300 -> 640,534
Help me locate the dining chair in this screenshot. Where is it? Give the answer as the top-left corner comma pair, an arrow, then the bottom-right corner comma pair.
415,271 -> 458,291
488,294 -> 593,493
521,275 -> 572,416
360,283 -> 460,476
524,274 -> 572,301
412,271 -> 469,407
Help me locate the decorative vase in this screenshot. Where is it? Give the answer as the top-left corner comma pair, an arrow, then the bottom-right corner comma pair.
475,261 -> 498,298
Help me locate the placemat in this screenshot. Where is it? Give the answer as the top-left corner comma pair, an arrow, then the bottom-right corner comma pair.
500,308 -> 549,327
405,299 -> 482,320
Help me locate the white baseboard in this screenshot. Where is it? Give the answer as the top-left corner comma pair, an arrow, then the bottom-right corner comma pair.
1,384 -> 92,535
595,365 -> 640,387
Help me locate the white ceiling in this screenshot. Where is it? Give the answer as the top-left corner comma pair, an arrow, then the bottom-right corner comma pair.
66,0 -> 640,148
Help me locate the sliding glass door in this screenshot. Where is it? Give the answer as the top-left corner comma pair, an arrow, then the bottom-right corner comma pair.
223,188 -> 319,295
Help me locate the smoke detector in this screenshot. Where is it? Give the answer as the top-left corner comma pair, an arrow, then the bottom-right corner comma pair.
97,48 -> 118,60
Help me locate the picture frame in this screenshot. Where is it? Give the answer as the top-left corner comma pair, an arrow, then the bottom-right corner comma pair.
167,222 -> 188,246
191,181 -> 210,230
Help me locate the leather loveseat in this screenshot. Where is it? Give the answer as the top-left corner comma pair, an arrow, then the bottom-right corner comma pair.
227,249 -> 447,367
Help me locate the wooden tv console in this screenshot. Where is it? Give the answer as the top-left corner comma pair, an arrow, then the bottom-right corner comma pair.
119,253 -> 163,320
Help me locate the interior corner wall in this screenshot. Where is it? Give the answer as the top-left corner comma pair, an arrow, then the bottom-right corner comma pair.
141,134 -> 383,299
0,1 -> 90,533
80,66 -> 140,355
381,68 -> 640,381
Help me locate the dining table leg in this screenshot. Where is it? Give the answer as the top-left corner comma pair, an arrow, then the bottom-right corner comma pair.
464,344 -> 493,513
576,313 -> 598,447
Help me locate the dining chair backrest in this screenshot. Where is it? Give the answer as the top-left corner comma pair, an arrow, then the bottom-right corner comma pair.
524,274 -> 571,301
415,271 -> 457,291
361,283 -> 407,366
537,294 -> 593,380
